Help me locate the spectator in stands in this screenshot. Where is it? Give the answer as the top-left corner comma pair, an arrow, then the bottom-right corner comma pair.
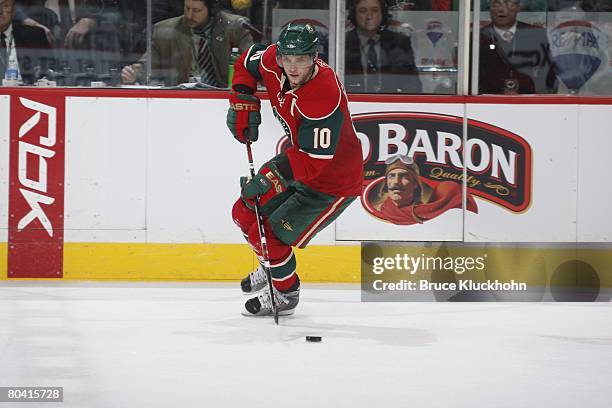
14,1 -> 145,51
63,1 -> 146,52
27,1 -> 145,85
121,0 -> 253,87
345,0 -> 421,93
64,1 -> 112,49
479,0 -> 557,94
13,0 -> 57,45
0,0 -> 52,83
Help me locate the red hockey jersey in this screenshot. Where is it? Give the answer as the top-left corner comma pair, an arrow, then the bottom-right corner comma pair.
232,44 -> 363,197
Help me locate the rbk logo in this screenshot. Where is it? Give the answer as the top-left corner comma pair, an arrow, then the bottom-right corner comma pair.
16,97 -> 57,237
8,93 -> 65,278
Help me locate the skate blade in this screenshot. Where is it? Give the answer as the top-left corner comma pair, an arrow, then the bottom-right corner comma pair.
241,286 -> 267,295
240,309 -> 296,317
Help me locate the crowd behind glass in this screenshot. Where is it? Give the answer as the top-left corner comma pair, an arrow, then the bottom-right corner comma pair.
1,0 -> 611,94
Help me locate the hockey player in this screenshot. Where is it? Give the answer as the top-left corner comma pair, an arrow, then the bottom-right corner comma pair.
227,23 -> 363,316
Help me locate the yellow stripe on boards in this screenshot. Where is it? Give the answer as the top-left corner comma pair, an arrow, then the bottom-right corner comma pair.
63,243 -> 255,281
0,243 -> 6,280
61,243 -> 361,282
295,245 -> 360,283
2,242 -> 610,287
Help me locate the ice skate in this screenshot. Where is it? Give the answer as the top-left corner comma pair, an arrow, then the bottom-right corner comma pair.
240,265 -> 268,293
242,282 -> 300,317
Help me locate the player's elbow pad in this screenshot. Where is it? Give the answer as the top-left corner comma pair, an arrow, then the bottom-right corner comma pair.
269,153 -> 294,182
233,84 -> 254,95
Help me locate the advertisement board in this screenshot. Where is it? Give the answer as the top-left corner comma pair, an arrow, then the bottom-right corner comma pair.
336,103 -> 465,241
465,103 -> 578,242
7,92 -> 65,278
0,89 -> 611,280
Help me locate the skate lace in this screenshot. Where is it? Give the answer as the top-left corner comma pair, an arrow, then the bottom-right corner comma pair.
258,288 -> 290,310
250,266 -> 267,286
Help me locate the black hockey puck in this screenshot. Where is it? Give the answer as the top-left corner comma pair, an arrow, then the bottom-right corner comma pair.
306,336 -> 322,342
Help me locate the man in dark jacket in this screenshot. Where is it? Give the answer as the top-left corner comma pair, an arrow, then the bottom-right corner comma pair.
1,0 -> 51,84
121,0 -> 253,87
479,0 -> 557,94
345,0 -> 421,93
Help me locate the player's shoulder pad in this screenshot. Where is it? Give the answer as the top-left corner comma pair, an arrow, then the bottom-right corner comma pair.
259,44 -> 281,72
292,64 -> 343,121
244,43 -> 269,81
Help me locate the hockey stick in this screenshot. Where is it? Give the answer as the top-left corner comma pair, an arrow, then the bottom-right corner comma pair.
245,139 -> 279,324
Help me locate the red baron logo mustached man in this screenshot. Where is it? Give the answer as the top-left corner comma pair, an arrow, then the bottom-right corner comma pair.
277,112 -> 532,226
355,112 -> 531,224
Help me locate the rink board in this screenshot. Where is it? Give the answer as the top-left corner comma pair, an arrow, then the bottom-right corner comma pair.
0,90 -> 611,281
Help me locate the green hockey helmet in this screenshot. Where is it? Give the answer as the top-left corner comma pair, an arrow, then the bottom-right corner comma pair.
276,22 -> 319,56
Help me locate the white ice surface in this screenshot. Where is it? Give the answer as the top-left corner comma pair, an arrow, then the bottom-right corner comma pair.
0,282 -> 611,408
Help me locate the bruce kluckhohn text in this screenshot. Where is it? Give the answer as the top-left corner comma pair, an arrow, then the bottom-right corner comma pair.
369,253 -> 527,292
372,279 -> 528,292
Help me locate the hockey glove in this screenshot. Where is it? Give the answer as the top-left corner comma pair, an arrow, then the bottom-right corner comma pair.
227,91 -> 261,144
241,159 -> 292,211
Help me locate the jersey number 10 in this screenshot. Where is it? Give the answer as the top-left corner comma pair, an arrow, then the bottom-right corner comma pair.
313,127 -> 331,149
